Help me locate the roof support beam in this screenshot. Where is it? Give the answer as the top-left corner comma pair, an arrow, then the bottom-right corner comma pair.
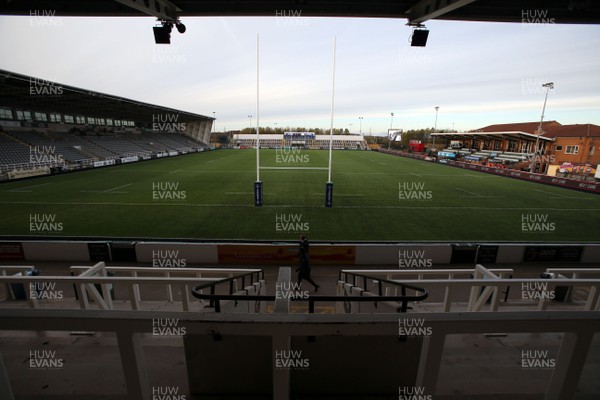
114,0 -> 180,21
407,0 -> 479,25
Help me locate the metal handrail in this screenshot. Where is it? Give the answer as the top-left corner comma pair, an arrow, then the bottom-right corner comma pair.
190,292 -> 430,313
191,270 -> 429,313
339,270 -> 430,295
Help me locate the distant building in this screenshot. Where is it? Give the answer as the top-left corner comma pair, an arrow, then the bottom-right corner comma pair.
542,124 -> 600,165
431,121 -> 599,178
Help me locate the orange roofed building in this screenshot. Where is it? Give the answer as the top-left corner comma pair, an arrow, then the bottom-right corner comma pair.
542,124 -> 600,166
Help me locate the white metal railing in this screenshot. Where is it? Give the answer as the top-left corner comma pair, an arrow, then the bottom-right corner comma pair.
340,265 -> 600,313
0,263 -> 264,312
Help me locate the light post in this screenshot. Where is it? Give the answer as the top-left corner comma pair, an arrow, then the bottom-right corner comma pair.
248,115 -> 253,133
212,111 -> 216,133
349,123 -> 353,133
530,82 -> 554,173
388,112 -> 394,150
433,106 -> 439,151
359,117 -> 363,135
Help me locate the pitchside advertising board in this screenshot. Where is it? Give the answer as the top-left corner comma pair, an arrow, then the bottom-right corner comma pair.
524,246 -> 583,262
0,243 -> 25,260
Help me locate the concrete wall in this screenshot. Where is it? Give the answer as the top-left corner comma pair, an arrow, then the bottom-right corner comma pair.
2,241 -> 598,265
356,244 -> 452,265
135,242 -> 218,264
21,241 -> 90,262
183,334 -> 420,397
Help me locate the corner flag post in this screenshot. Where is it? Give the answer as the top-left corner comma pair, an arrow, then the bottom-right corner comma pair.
326,36 -> 337,208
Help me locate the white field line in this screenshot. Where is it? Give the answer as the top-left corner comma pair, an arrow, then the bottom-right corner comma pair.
8,183 -> 52,193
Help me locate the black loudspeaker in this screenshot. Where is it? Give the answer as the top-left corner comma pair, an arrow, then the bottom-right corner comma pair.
411,29 -> 429,47
153,26 -> 171,44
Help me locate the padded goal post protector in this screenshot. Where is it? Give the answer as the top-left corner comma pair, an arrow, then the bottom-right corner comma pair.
254,181 -> 263,207
325,182 -> 333,208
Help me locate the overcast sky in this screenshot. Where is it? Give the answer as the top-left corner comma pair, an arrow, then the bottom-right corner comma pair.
0,14 -> 599,134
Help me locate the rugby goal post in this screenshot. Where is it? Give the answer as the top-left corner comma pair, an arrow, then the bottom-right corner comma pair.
254,36 -> 337,208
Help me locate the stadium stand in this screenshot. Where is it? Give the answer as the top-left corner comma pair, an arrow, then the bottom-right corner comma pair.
0,131 -> 31,168
0,128 -> 207,174
233,133 -> 367,150
0,69 -> 214,179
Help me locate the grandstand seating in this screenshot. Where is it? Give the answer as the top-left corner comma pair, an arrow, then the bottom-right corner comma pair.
0,132 -> 31,167
234,134 -> 367,150
0,129 -> 206,173
84,135 -> 152,157
451,148 -> 531,164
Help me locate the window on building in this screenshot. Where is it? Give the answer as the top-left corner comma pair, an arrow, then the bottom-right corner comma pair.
87,117 -> 96,125
34,112 -> 48,122
97,118 -> 105,125
49,113 -> 62,123
64,115 -> 74,124
16,110 -> 32,121
106,118 -> 113,126
114,120 -> 121,126
0,108 -> 13,119
76,116 -> 86,124
555,145 -> 563,151
565,145 -> 579,155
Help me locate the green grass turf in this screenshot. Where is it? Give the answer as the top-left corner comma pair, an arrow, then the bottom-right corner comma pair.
1,149 -> 599,242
